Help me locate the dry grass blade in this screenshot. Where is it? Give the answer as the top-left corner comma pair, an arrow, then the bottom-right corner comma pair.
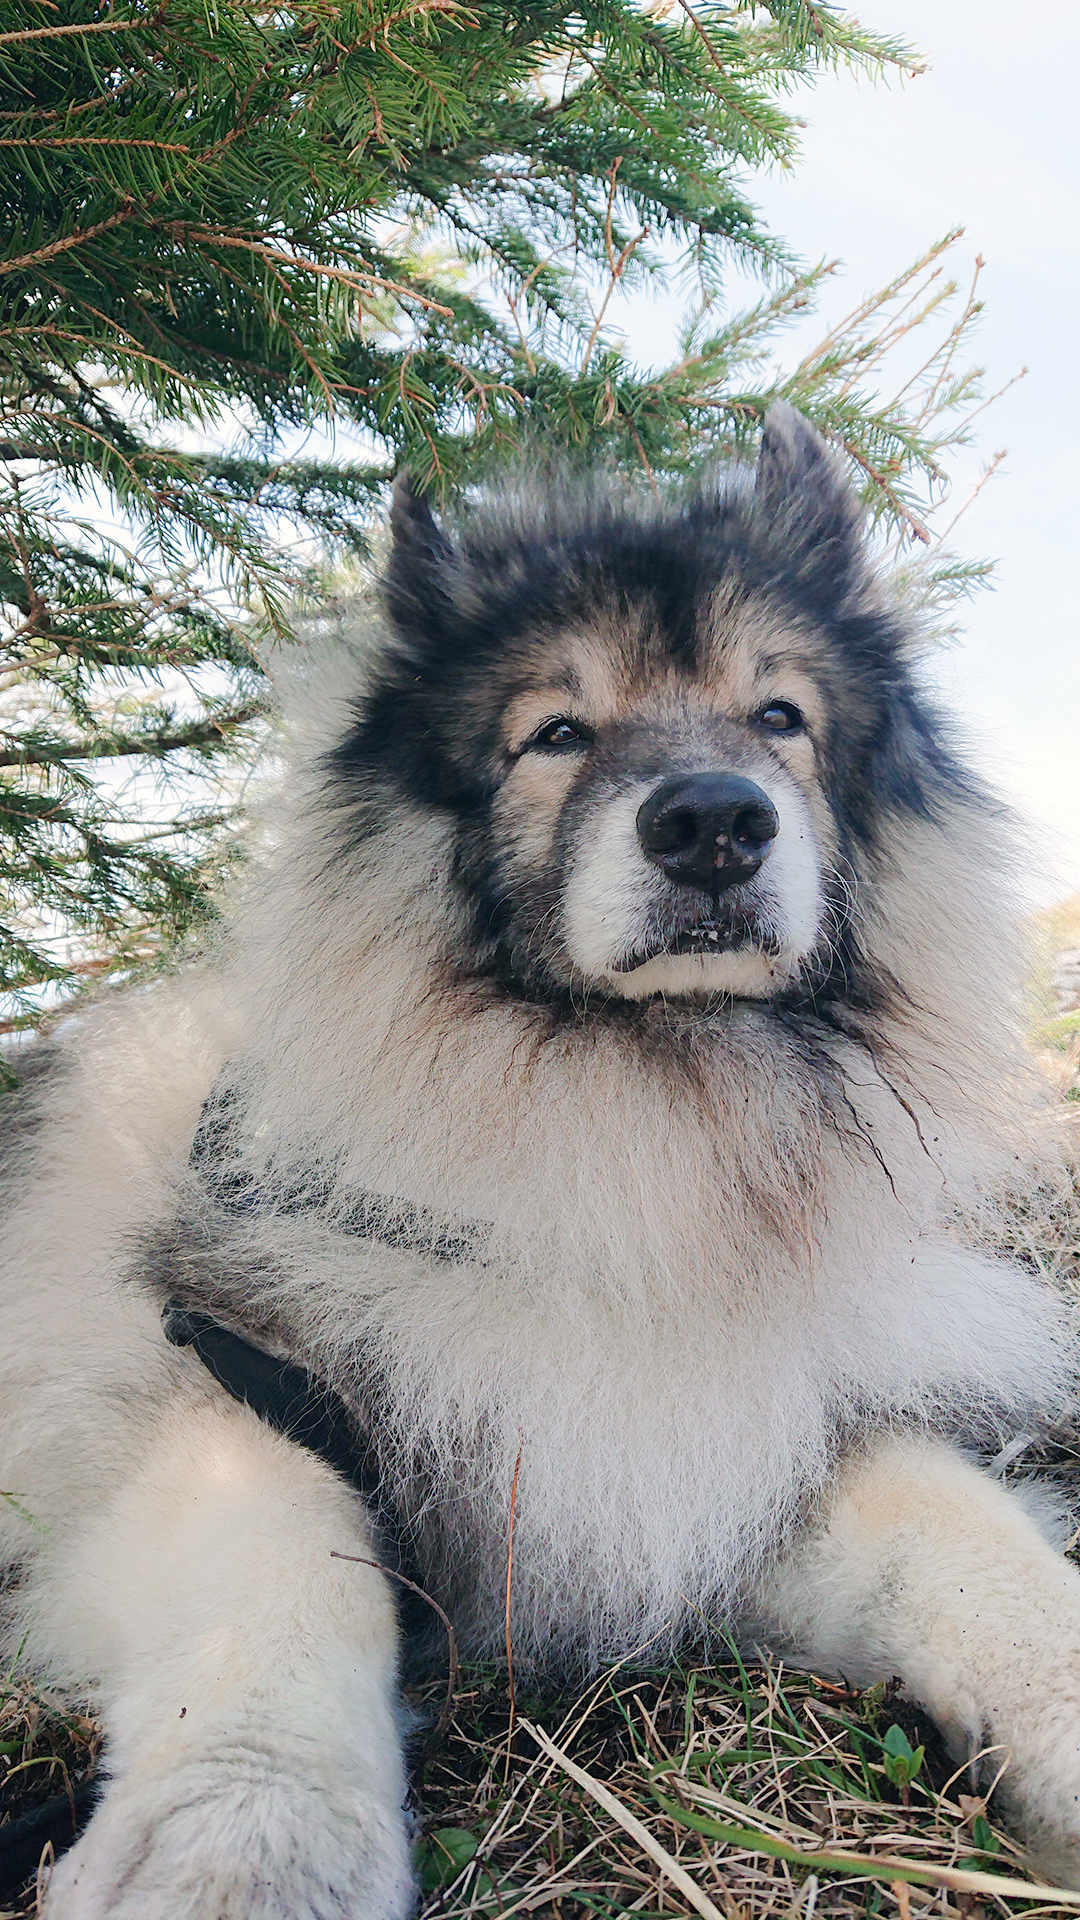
526,1710 -> 1080,1911
647,1769 -> 1080,1904
412,1649 -> 1080,1919
520,1718 -> 726,1920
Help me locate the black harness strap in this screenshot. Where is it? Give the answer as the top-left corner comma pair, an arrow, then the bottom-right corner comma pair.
161,1300 -> 386,1509
161,1077 -> 487,1624
0,1782 -> 99,1897
161,1299 -> 431,1634
188,1082 -> 491,1266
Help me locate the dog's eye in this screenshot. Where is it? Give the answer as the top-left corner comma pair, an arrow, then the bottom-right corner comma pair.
752,701 -> 804,735
522,717 -> 594,754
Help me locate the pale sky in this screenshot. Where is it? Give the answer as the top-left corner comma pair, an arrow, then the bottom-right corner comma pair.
607,0 -> 1080,906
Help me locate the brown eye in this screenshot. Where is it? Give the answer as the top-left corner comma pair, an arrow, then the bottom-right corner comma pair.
523,717 -> 594,753
753,701 -> 804,735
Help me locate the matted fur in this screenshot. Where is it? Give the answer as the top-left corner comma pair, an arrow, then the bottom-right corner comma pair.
3,407 -> 1080,1915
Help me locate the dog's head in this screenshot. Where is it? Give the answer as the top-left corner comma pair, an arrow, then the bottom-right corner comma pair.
330,407 -> 968,1010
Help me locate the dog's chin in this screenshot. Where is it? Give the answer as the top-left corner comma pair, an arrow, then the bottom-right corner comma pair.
590,945 -> 800,1002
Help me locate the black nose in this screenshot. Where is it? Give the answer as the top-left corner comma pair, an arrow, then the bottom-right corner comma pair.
636,773 -> 779,894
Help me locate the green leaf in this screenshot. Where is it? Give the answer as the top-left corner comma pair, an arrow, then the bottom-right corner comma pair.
417,1827 -> 480,1892
881,1724 -> 924,1788
971,1814 -> 1001,1855
0,1489 -> 46,1532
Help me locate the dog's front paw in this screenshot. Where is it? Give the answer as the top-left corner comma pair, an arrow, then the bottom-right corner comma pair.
1000,1726 -> 1080,1892
42,1757 -> 414,1920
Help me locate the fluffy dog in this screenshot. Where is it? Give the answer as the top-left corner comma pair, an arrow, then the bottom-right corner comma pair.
3,405 -> 1080,1916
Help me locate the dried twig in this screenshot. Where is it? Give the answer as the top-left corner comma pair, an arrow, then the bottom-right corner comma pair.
330,1552 -> 460,1740
504,1442 -> 523,1756
580,160 -> 648,373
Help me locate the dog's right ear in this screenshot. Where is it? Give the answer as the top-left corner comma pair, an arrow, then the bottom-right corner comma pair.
753,403 -> 867,607
385,473 -> 454,635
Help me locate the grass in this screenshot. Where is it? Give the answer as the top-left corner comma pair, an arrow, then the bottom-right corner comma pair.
0,1678 -> 99,1916
1029,895 -> 1080,1058
408,1658 -> 1080,1920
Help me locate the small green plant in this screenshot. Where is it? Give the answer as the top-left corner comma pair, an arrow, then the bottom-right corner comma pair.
972,1812 -> 1001,1855
416,1824 -> 510,1910
416,1827 -> 480,1893
881,1723 -> 925,1805
958,1809 -> 1003,1871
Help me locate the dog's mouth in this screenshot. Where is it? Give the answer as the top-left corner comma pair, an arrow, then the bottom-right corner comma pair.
612,913 -> 778,974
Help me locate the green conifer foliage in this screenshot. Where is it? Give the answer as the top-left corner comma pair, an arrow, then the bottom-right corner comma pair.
0,2 -> 988,1031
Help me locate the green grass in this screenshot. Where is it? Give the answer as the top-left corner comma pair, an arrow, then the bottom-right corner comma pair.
9,1648 -> 1080,1918
0,1676 -> 99,1917
408,1657 -> 1074,1918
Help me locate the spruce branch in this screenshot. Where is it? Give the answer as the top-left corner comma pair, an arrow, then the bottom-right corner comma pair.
0,204 -> 137,278
0,704 -> 265,770
0,17 -> 157,49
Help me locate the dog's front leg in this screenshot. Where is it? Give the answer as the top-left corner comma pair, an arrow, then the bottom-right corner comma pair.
36,1395 -> 413,1920
755,1436 -> 1080,1887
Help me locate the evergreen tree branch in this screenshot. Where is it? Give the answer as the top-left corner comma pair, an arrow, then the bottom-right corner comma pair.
0,704 -> 265,769
0,203 -> 136,278
0,17 -> 158,49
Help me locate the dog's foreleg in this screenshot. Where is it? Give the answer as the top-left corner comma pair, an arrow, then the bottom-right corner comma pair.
756,1436 -> 1080,1887
33,1394 -> 412,1920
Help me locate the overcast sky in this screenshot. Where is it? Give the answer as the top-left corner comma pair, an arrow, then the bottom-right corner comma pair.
608,0 -> 1080,906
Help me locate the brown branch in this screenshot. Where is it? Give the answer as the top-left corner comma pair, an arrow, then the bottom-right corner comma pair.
358,0 -> 474,42
932,448 -> 1008,547
331,1553 -> 460,1741
0,73 -> 139,123
0,137 -> 189,150
173,228 -> 454,315
0,17 -> 151,47
628,421 -> 660,497
673,0 -> 729,77
504,1441 -> 523,1759
0,705 -> 265,770
2,315 -> 205,398
581,160 -> 647,374
841,436 -> 931,545
0,205 -> 135,280
795,231 -> 964,380
506,251 -> 559,376
0,439 -> 46,464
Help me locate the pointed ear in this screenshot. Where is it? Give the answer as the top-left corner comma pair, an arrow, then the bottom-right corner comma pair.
754,403 -> 865,600
390,471 -> 442,553
385,473 -> 454,635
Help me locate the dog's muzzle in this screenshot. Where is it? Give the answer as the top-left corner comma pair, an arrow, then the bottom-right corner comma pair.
636,773 -> 779,894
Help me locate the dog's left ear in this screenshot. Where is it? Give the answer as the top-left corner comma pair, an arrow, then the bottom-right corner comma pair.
754,403 -> 866,600
385,473 -> 455,636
